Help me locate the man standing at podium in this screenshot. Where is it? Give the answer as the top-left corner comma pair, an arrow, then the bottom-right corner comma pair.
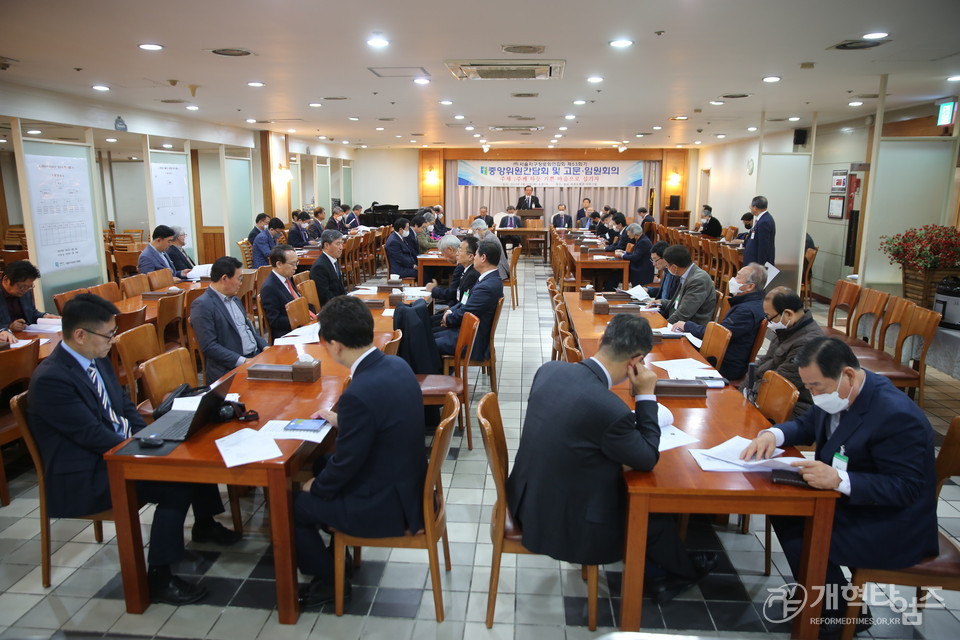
516,185 -> 541,210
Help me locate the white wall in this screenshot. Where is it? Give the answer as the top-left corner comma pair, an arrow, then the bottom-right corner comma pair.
352,149 -> 420,209
111,160 -> 149,231
197,150 -> 224,226
696,137 -> 761,229
0,151 -> 24,224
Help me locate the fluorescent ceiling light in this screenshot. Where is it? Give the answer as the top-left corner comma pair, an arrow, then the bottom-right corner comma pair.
414,77 -> 430,85
862,32 -> 888,40
245,118 -> 257,123
652,126 -> 662,130
747,126 -> 758,132
138,43 -> 163,51
367,33 -> 389,48
848,101 -> 863,107
609,39 -> 633,48
573,100 -> 586,105
564,114 -> 576,120
762,76 -> 781,83
247,81 -> 265,87
788,116 -> 800,121
439,100 -> 453,105
92,85 -> 110,91
186,105 -> 199,110
587,76 -> 603,83
105,138 -> 117,142
308,103 -> 322,107
709,100 -> 724,106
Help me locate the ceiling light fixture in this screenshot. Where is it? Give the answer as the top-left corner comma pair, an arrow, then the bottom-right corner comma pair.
694,140 -> 702,145
367,33 -> 389,48
138,43 -> 163,51
788,116 -> 801,121
0,139 -> 7,143
482,144 -> 490,153
862,32 -> 889,40
709,100 -> 724,106
762,76 -> 781,83
186,105 -> 199,111
465,126 -> 475,131
587,76 -> 603,83
439,100 -> 453,105
247,81 -> 265,87
162,143 -> 173,148
349,117 -> 359,121
130,156 -> 138,160
309,102 -> 322,107
105,138 -> 117,142
92,85 -> 110,91
395,135 -> 402,138
573,99 -> 586,105
564,114 -> 576,120
342,140 -> 350,144
848,100 -> 863,107
287,128 -> 296,133
716,134 -> 726,139
947,76 -> 960,82
609,39 -> 633,48
317,136 -> 327,140
747,126 -> 758,132
555,134 -> 563,138
410,139 -> 416,143
675,144 -> 683,148
454,115 -> 465,120
671,115 -> 688,120
473,133 -> 481,137
414,77 -> 430,85
360,144 -> 368,148
635,134 -> 644,138
548,144 -> 555,149
479,139 -> 487,143
550,139 -> 558,144
26,130 -> 41,135
375,127 -> 385,131
245,118 -> 257,123
558,126 -> 568,131
652,126 -> 662,130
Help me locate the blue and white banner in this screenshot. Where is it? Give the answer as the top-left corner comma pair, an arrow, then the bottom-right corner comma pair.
458,160 -> 644,188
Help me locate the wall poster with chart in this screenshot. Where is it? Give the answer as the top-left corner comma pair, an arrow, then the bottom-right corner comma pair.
150,154 -> 193,250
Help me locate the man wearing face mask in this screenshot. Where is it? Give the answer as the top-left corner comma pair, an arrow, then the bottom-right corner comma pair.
384,218 -> 418,279
659,245 -> 716,324
736,212 -> 753,241
750,287 -> 823,416
741,337 -> 937,639
696,205 -> 723,238
672,263 -> 766,380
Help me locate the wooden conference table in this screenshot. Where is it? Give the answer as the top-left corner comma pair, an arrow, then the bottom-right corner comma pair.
103,292 -> 413,624
560,235 -> 630,290
563,293 -> 838,639
494,226 -> 549,264
416,251 -> 456,285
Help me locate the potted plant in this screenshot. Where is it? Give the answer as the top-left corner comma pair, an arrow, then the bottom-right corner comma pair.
880,224 -> 960,308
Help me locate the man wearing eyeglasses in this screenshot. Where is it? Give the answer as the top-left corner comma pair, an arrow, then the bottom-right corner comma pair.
260,244 -> 316,340
0,260 -> 59,340
27,293 -> 241,606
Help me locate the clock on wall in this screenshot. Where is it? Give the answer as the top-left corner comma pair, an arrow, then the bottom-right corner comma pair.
746,158 -> 755,175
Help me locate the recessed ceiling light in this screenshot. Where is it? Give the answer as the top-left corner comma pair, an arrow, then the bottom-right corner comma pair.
349,117 -> 359,121
652,126 -> 662,130
186,105 -> 199,111
454,115 -> 465,120
473,134 -> 481,137
396,135 -> 403,138
550,139 -> 558,144
367,33 -> 389,48
92,85 -> 110,91
547,144 -> 555,149
247,81 -> 265,87
287,129 -> 296,133
317,136 -> 327,140
747,126 -> 758,132
555,134 -> 563,138
422,144 -> 428,147
465,126 -> 475,131
26,130 -> 41,135
564,114 -> 576,120
308,103 -> 322,108
558,126 -> 568,131
360,144 -> 368,148
138,43 -> 163,51
635,134 -> 644,138
105,138 -> 117,142
479,139 -> 487,143
162,143 -> 173,148
676,144 -> 683,148
0,139 -> 6,143
716,134 -> 726,139
439,100 -> 453,105
762,76 -> 781,83
947,76 -> 960,82
848,101 -> 863,107
622,140 -> 630,144
694,140 -> 702,145
245,118 -> 257,123
410,140 -> 416,143
375,127 -> 385,131
342,140 -> 350,144
609,39 -> 633,48
862,32 -> 889,40
587,76 -> 603,83
130,156 -> 138,160
573,100 -> 586,105
671,115 -> 688,120
709,100 -> 724,106
788,116 -> 801,121
413,77 -> 430,85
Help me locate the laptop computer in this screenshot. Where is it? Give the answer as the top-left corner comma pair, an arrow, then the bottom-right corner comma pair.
140,374 -> 236,442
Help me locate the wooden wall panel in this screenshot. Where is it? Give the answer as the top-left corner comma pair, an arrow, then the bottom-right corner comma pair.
200,227 -> 225,264
419,149 -> 444,208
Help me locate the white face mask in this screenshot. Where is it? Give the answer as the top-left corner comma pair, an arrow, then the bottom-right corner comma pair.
812,376 -> 852,414
401,229 -> 410,238
427,225 -> 434,232
728,279 -> 743,295
767,312 -> 788,332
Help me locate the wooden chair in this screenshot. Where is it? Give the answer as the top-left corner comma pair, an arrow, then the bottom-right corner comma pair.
285,297 -> 311,331
859,306 -> 942,407
849,296 -> 915,360
182,288 -> 206,371
108,305 -> 148,386
115,324 -> 162,404
114,251 -> 140,279
53,287 -> 89,313
477,392 -> 599,629
254,266 -> 274,333
147,268 -> 175,289
840,415 -> 960,640
185,317 -> 205,376
122,229 -> 145,242
236,239 -> 253,269
524,218 -> 546,257
419,313 -> 480,450
238,270 -> 257,319
156,291 -> 186,352
334,393 -> 459,621
562,333 -> 583,363
120,274 -> 150,298
715,289 -> 730,322
0,340 -> 41,505
292,271 -> 309,286
1,249 -> 29,266
700,322 -> 732,370
11,392 -> 113,586
446,296 -> 504,393
296,279 -> 321,312
381,329 -> 402,356
826,280 -> 861,335
828,287 -> 888,345
722,226 -> 738,242
800,247 -> 818,307
89,281 -> 122,302
502,246 -> 522,309
379,246 -> 417,285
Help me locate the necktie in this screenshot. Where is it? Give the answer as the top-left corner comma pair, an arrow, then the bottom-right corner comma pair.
527,196 -> 531,208
87,363 -> 130,437
162,251 -> 175,272
285,278 -> 299,299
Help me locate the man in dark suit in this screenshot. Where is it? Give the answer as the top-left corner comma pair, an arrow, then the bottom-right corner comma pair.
28,294 -> 240,605
384,217 -> 418,279
325,208 -> 349,234
287,211 -> 316,249
697,205 -> 723,238
516,185 -> 542,210
737,212 -> 754,241
615,223 -> 654,287
661,245 -> 717,324
639,207 -> 655,225
743,195 -> 776,266
139,225 -> 193,280
431,206 -> 450,235
0,260 -> 59,332
307,207 -> 326,241
674,263 -> 767,380
247,213 -> 269,244
474,206 -> 495,228
575,197 -> 592,223
309,230 -> 347,305
604,212 -> 629,252
508,314 -> 716,603
190,256 -> 267,383
434,239 -> 504,360
253,217 -> 285,268
295,296 -> 426,608
260,244 -> 315,340
344,205 -> 362,229
741,338 -> 938,636
167,226 -> 196,273
646,241 -> 677,301
551,204 -> 572,228
498,206 -> 523,249
427,235 -> 479,306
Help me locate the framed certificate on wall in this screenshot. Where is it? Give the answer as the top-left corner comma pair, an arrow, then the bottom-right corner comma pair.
827,195 -> 845,219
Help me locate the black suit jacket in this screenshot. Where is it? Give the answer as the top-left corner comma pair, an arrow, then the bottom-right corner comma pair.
604,230 -> 629,252
507,359 -> 661,564
190,288 -> 267,383
384,233 -> 417,278
699,216 -> 723,238
309,253 -> 347,304
288,224 -> 311,248
500,214 -> 523,229
551,213 -> 573,228
260,272 -> 301,339
0,289 -> 44,326
309,350 -> 427,537
27,345 -> 145,517
516,194 -> 542,210
743,211 -> 776,266
326,218 -> 348,234
247,226 -> 263,244
430,264 -> 479,305
622,235 -> 654,287
344,212 -> 360,229
434,271 -> 503,360
474,214 -> 495,228
167,244 -> 195,272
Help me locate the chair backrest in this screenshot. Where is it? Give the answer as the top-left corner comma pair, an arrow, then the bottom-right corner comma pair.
10,393 -> 48,511
238,270 -> 257,317
451,313 -> 480,378
714,289 -> 728,322
257,293 -> 272,344
255,265 -> 273,292
506,247 -> 521,284
297,279 -> 321,311
292,271 -> 309,285
476,296 -> 505,364
114,251 -> 140,278
562,334 -> 583,363
120,273 -> 150,298
147,268 -> 175,289
0,339 -> 41,392
112,234 -> 138,252
422,393 -> 460,539
115,324 -> 161,403
53,287 -> 89,314
115,305 -> 147,334
236,239 -> 253,269
477,392 -> 512,544
1,249 -> 30,265
723,226 -> 738,242
936,416 -> 960,498
185,316 -> 205,373
89,281 -> 122,302
122,229 -> 144,242
827,280 -> 861,332
756,370 -> 800,424
875,295 -> 915,351
381,329 -> 403,356
748,318 -> 769,364
155,291 -> 186,347
285,296 -> 311,331
846,287 -> 890,346
700,322 -> 732,369
138,347 -> 199,408
894,305 -> 942,366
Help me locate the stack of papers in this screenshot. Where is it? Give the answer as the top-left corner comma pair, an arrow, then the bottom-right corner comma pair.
690,436 -> 806,472
653,326 -> 704,348
274,323 -> 320,345
348,286 -> 378,296
653,358 -> 724,386
215,428 -> 283,467
185,264 -> 213,280
659,425 -> 699,452
25,318 -> 62,333
591,255 -> 614,260
623,284 -> 651,302
259,419 -> 333,444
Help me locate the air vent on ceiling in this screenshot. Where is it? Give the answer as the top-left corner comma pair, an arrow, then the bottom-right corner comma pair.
856,93 -> 880,99
446,59 -> 565,80
511,93 -> 540,98
830,39 -> 890,51
766,117 -> 788,122
378,117 -> 395,121
721,93 -> 752,99
501,44 -> 545,55
368,66 -> 429,78
160,99 -> 187,104
211,48 -> 253,57
489,125 -> 545,132
411,132 -> 425,136
324,96 -> 348,100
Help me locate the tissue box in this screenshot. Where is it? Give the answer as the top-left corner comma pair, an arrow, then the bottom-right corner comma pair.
247,360 -> 322,383
609,305 -> 641,315
291,359 -> 322,382
603,292 -> 633,301
362,298 -> 385,309
580,288 -> 595,300
655,380 -> 708,397
388,293 -> 403,306
378,284 -> 402,293
579,245 -> 591,253
593,299 -> 609,314
141,290 -> 181,300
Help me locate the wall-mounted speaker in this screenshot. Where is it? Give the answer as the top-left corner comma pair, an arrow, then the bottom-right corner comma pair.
793,129 -> 809,146
667,195 -> 681,210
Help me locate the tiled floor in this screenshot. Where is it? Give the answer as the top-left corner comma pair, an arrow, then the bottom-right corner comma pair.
1,254 -> 960,639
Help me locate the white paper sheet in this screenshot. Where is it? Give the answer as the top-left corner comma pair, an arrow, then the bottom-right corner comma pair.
171,392 -> 240,412
285,323 -> 320,338
591,255 -> 614,260
215,428 -> 283,468
259,419 -> 333,444
697,435 -> 805,471
24,323 -> 61,333
623,284 -> 651,301
689,449 -> 772,472
659,425 -> 699,452
348,286 -> 378,296
381,309 -> 395,317
653,358 -> 711,372
11,338 -> 50,348
185,263 -> 213,280
274,334 -> 320,345
685,333 -> 703,349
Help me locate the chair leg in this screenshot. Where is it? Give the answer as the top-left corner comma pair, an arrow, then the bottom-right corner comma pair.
740,513 -> 750,535
93,520 -> 104,543
426,537 -> 445,622
334,534 -> 347,616
586,564 -> 598,631
462,392 -> 473,451
581,565 -> 588,580
486,540 -> 504,628
677,513 -> 690,541
0,456 -> 9,506
488,354 -> 498,394
511,284 -> 517,310
764,517 -> 772,576
840,574 -> 867,640
40,508 -> 51,588
353,546 -> 362,568
441,529 -> 452,571
227,485 -> 244,535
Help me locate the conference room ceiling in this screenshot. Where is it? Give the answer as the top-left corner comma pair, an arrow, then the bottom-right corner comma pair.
2,0 -> 959,152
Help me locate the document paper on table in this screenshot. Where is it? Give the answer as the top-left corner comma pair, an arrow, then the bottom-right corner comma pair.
259,419 -> 333,444
694,435 -> 807,471
273,323 -> 320,345
215,428 -> 283,468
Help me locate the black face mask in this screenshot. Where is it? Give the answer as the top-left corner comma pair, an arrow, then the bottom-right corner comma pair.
744,223 -> 753,230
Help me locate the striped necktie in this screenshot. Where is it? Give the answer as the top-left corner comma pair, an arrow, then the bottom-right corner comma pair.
87,363 -> 131,438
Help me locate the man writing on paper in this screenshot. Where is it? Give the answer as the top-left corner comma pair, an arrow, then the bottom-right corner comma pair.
659,245 -> 716,324
0,260 -> 59,336
508,314 -> 717,604
139,225 -> 193,281
740,337 -> 938,638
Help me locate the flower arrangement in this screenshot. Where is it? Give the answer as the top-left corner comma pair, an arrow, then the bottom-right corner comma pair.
880,224 -> 960,270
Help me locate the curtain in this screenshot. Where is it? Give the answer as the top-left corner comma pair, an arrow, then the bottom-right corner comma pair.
443,160 -> 660,223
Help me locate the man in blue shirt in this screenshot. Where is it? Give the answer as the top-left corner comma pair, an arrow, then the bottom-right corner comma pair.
253,217 -> 285,268
138,225 -> 193,280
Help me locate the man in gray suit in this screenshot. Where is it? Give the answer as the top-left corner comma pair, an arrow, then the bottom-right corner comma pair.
660,245 -> 717,325
190,256 -> 267,383
507,314 -> 716,603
